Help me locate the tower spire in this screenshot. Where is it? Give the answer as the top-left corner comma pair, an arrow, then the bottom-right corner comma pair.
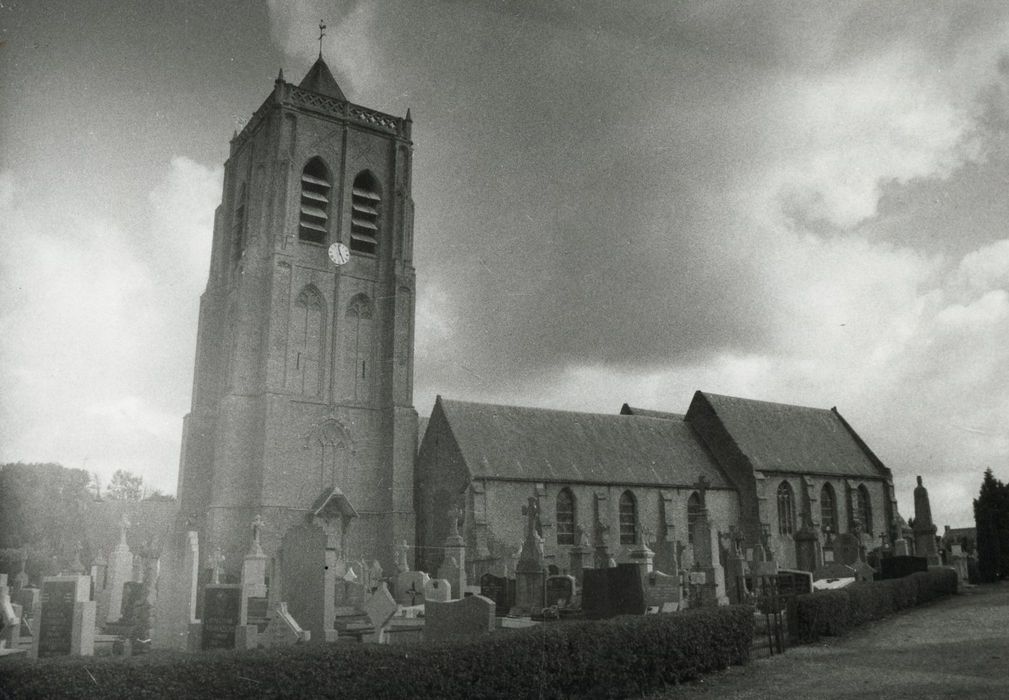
318,20 -> 326,59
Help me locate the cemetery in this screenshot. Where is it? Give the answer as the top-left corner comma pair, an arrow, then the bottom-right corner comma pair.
0,464 -> 966,697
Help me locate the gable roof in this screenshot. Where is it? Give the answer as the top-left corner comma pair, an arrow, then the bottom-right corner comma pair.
435,398 -> 731,489
298,57 -> 347,101
689,392 -> 885,479
620,404 -> 684,420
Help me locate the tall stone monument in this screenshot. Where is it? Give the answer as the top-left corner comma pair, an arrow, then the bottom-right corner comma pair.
102,514 -> 134,624
913,476 -> 940,566
513,497 -> 546,615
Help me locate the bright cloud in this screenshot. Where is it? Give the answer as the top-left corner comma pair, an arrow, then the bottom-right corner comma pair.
0,160 -> 222,495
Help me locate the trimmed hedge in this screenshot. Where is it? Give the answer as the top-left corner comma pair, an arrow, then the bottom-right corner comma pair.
793,568 -> 958,643
0,604 -> 754,699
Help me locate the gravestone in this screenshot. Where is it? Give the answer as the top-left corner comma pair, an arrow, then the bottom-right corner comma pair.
545,575 -> 576,608
424,578 -> 452,603
643,570 -> 680,612
103,515 -> 135,624
395,571 -> 430,606
893,539 -> 911,557
334,579 -> 367,616
582,564 -> 646,620
262,602 -> 310,647
362,583 -> 399,643
879,556 -> 928,580
200,584 -> 241,651
812,562 -> 857,581
425,595 -> 495,641
32,575 -> 94,658
835,533 -> 862,566
479,573 -> 515,617
152,530 -> 199,651
1,575 -> 21,650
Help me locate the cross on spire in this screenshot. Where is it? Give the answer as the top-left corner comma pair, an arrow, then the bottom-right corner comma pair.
318,20 -> 326,59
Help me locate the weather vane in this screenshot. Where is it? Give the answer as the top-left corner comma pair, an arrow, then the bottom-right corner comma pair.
318,20 -> 326,59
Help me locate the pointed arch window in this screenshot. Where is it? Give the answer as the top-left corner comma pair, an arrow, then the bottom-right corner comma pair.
299,157 -> 331,244
619,491 -> 637,544
820,483 -> 837,534
777,481 -> 795,535
556,488 -> 576,546
687,492 -> 703,544
857,484 -> 873,534
350,171 -> 380,255
288,286 -> 325,396
344,294 -> 374,402
233,182 -> 247,260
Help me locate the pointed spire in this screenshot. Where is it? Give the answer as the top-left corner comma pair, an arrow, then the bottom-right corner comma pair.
298,57 -> 346,101
276,67 -> 285,83
405,108 -> 412,122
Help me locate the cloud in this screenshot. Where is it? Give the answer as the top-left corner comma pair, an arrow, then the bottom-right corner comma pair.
265,0 -> 379,97
0,159 -> 222,495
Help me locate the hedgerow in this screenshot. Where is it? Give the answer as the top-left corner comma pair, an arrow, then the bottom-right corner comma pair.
0,604 -> 754,699
793,568 -> 958,643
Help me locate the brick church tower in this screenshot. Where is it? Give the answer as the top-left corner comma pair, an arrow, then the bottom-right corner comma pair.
175,58 -> 417,585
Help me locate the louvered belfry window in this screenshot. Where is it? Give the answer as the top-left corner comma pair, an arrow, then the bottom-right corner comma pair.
299,158 -> 330,244
350,171 -> 380,255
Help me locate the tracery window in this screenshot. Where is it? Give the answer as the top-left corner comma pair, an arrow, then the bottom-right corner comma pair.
820,483 -> 837,533
289,285 -> 325,396
619,490 -> 637,545
344,294 -> 374,401
857,484 -> 873,534
556,488 -> 576,546
687,492 -> 703,544
777,481 -> 795,535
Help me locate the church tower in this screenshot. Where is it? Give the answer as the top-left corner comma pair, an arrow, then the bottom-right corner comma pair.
176,58 -> 417,584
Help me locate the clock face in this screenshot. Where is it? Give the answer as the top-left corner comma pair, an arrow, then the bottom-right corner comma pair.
328,242 -> 350,266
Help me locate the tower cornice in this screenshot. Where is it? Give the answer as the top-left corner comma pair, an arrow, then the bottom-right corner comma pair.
231,80 -> 412,156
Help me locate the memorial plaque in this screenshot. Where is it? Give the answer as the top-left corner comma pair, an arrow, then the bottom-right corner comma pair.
479,573 -> 515,616
38,580 -> 76,657
201,585 -> 240,650
688,571 -> 707,585
247,597 -> 269,620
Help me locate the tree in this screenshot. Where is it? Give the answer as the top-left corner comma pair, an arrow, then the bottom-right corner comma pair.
0,463 -> 93,581
973,468 -> 1009,582
106,469 -> 144,501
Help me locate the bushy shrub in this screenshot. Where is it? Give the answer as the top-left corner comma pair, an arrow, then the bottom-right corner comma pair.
793,568 -> 958,643
0,605 -> 754,699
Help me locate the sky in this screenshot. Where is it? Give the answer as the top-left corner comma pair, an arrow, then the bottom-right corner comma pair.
3,1 -> 1009,528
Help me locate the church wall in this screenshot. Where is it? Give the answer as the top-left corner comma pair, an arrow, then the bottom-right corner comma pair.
460,481 -> 739,580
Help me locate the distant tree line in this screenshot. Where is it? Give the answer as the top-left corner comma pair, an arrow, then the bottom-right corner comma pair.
0,462 -> 174,582
974,468 -> 1009,582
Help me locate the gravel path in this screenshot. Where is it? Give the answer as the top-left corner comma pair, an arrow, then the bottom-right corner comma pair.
653,582 -> 1009,699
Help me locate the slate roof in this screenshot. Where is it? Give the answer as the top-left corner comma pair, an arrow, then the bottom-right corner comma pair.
435,398 -> 730,489
620,404 -> 685,420
692,392 -> 885,479
298,57 -> 347,101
